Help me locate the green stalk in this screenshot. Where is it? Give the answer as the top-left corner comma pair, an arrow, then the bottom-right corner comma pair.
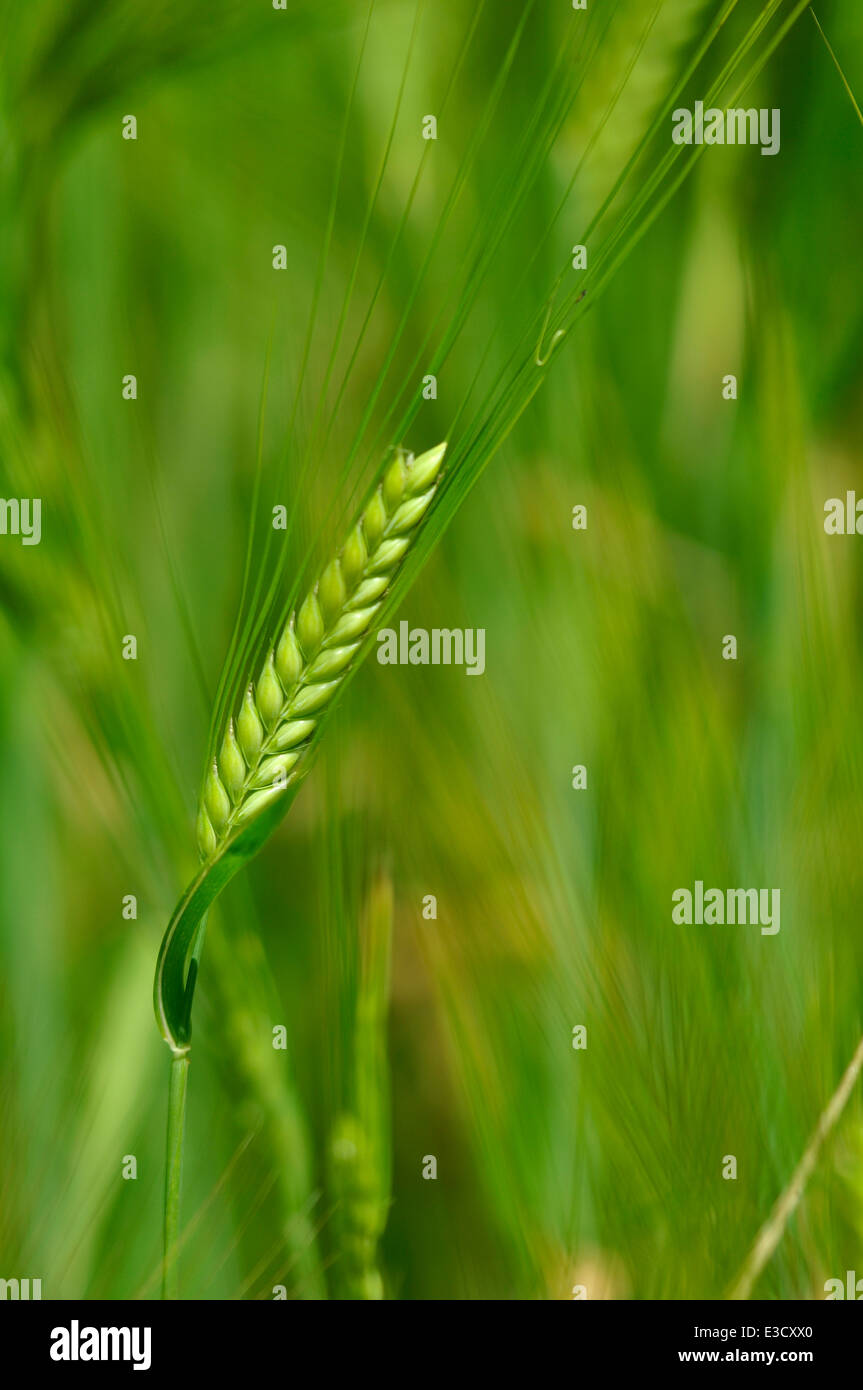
162,1054 -> 190,1300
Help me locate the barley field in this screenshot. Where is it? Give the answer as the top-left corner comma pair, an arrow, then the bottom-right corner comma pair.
1,0 -> 862,1303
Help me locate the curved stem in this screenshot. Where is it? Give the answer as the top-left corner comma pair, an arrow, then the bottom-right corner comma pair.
162,1054 -> 190,1300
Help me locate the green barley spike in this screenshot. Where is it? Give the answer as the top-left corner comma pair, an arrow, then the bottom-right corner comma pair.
328,1114 -> 386,1301
196,442 -> 447,859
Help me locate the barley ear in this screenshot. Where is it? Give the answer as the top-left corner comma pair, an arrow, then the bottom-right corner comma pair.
195,441 -> 447,861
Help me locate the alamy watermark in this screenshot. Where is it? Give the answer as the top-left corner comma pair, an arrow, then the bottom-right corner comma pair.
0,497 -> 41,545
824,1271 -> 863,1299
672,102 -> 780,157
672,881 -> 780,935
50,1321 -> 151,1371
824,492 -> 863,534
377,621 -> 486,675
0,1276 -> 41,1299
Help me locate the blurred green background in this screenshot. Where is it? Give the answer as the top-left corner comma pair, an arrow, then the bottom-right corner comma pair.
1,0 -> 862,1299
